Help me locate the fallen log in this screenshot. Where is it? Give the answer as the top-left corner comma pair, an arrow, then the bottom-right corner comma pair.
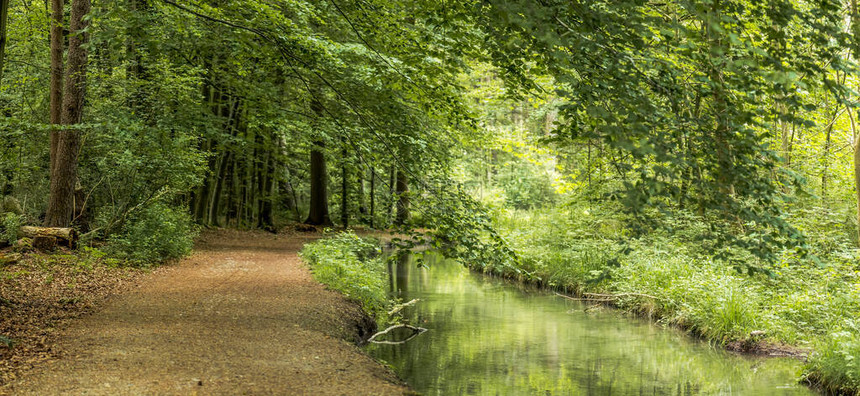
19,226 -> 77,248
0,253 -> 21,264
32,236 -> 57,252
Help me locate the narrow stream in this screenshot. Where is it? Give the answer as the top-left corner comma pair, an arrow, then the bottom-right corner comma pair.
366,252 -> 813,395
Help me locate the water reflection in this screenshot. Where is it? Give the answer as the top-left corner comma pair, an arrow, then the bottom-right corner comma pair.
367,253 -> 812,395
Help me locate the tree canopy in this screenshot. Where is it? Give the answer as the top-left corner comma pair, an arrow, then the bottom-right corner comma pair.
0,0 -> 858,272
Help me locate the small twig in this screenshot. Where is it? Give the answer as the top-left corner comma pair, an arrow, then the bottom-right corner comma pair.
387,298 -> 419,316
368,324 -> 427,345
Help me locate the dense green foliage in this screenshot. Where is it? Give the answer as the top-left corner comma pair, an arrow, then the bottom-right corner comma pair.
492,205 -> 859,345
809,330 -> 860,394
299,232 -> 389,322
0,213 -> 21,246
105,203 -> 197,265
1,0 -> 860,392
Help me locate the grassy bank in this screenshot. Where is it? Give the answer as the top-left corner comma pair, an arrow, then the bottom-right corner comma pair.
481,205 -> 860,394
300,216 -> 860,393
300,232 -> 392,328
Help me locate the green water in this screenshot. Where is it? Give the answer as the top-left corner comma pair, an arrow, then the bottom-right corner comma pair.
366,253 -> 813,395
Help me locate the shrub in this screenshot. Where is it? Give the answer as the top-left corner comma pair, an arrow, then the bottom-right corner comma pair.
107,203 -> 197,265
0,212 -> 23,245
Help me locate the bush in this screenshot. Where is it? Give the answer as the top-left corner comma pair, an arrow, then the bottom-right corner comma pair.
0,212 -> 23,245
107,203 -> 197,265
300,232 -> 390,322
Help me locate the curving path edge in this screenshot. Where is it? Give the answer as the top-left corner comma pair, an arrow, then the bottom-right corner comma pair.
3,229 -> 408,395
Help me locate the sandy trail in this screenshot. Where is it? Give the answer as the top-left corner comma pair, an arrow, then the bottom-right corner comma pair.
4,230 -> 408,395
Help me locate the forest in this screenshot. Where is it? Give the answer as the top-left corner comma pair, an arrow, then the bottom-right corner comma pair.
0,0 -> 860,394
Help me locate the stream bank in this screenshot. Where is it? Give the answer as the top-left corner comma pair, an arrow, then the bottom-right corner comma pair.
367,251 -> 812,395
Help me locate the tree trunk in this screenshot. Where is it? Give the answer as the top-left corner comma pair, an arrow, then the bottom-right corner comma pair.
387,165 -> 395,226
223,155 -> 237,226
822,114 -> 834,203
48,0 -> 63,175
369,168 -> 375,229
706,0 -> 734,196
46,0 -> 91,228
258,149 -> 275,231
781,121 -> 795,168
855,139 -> 860,247
208,151 -> 231,226
395,169 -> 409,226
358,167 -> 367,224
851,0 -> 860,246
0,0 -> 10,194
305,141 -> 332,226
193,139 -> 214,222
0,0 -> 10,84
340,146 -> 348,228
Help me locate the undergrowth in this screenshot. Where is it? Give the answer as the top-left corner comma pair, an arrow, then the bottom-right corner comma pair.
300,232 -> 391,325
489,203 -> 860,395
105,203 -> 197,266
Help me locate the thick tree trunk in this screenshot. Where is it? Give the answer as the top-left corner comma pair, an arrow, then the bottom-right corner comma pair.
46,0 -> 90,228
305,141 -> 331,226
395,169 -> 409,226
706,0 -> 734,196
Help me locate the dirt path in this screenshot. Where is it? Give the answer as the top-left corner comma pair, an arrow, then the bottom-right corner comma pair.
3,230 -> 409,395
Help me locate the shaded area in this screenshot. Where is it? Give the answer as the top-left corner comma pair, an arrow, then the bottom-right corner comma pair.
0,252 -> 143,385
369,253 -> 812,395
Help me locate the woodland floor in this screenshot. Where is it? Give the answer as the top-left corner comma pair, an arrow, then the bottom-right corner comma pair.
1,229 -> 409,395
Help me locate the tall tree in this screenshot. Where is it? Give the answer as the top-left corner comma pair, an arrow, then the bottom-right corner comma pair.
45,0 -> 91,227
